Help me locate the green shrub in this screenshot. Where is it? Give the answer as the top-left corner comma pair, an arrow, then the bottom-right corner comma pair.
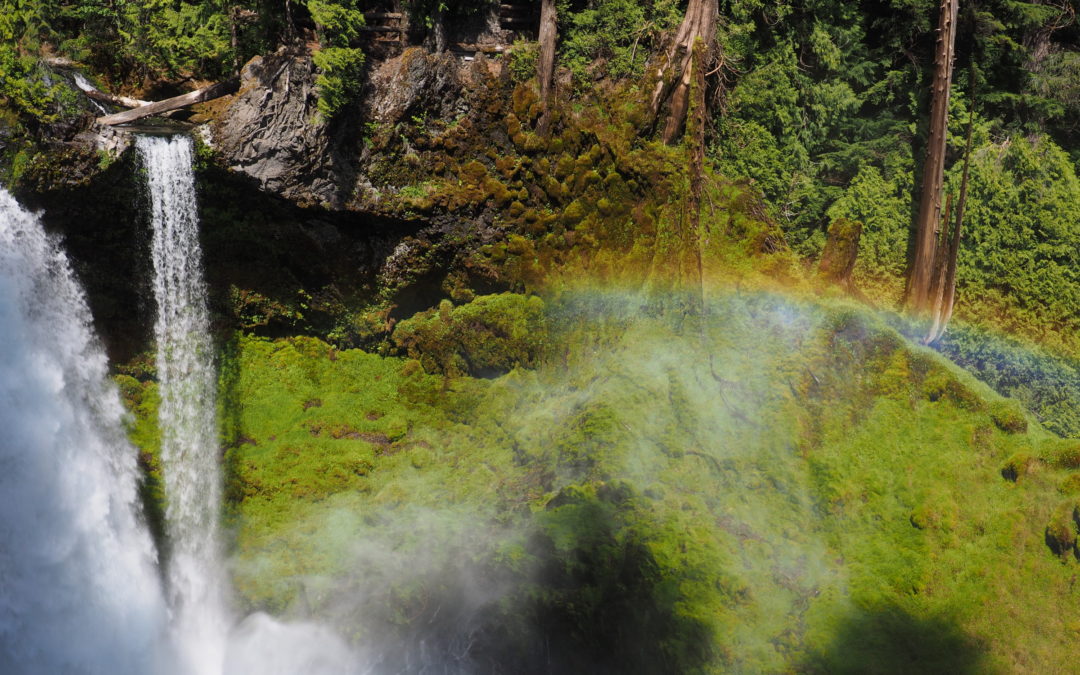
508,39 -> 539,83
308,0 -> 366,119
558,0 -> 680,85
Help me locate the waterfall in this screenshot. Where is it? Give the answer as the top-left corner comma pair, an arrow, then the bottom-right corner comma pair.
0,188 -> 170,674
137,134 -> 231,673
137,134 -> 357,675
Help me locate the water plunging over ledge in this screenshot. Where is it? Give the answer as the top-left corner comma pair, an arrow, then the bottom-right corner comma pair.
137,134 -> 357,674
137,134 -> 231,674
0,138 -> 356,675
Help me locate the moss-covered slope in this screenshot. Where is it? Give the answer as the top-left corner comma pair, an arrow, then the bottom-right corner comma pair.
157,289 -> 1080,673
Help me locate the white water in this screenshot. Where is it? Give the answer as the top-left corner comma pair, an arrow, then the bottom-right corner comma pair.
138,135 -> 358,674
0,138 -> 357,675
138,134 -> 232,673
73,73 -> 108,115
0,189 -> 170,673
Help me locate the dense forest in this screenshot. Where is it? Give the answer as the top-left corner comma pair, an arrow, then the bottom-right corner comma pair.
3,0 -> 1080,673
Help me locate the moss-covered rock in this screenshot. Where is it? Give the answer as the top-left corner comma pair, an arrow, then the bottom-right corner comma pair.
1045,500 -> 1080,558
1058,473 -> 1080,495
392,293 -> 547,377
1001,452 -> 1037,482
1040,438 -> 1080,469
989,399 -> 1028,434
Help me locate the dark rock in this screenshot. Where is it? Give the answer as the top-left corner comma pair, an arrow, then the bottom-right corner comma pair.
364,48 -> 470,123
212,50 -> 356,209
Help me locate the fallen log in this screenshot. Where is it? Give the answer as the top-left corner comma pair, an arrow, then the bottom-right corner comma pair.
96,78 -> 239,126
73,75 -> 149,109
43,56 -> 79,69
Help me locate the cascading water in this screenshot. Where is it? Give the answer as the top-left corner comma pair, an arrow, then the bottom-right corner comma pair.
137,134 -> 357,675
0,135 -> 355,674
137,134 -> 231,673
0,188 -> 170,674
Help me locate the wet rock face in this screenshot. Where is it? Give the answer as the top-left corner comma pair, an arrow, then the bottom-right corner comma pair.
212,51 -> 356,209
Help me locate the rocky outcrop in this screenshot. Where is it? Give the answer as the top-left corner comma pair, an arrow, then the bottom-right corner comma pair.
363,48 -> 477,123
212,50 -> 357,209
210,46 -> 503,212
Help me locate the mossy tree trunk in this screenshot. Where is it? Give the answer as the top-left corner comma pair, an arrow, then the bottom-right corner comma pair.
905,0 -> 959,315
537,0 -> 557,136
648,0 -> 717,145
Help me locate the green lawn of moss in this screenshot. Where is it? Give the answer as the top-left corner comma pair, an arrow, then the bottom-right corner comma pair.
198,289 -> 1080,672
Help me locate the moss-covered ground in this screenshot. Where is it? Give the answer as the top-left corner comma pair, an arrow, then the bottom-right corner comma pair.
129,287 -> 1080,673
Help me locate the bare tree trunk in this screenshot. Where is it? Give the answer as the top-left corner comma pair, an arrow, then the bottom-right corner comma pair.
433,5 -> 446,53
536,0 -> 557,136
925,191 -> 953,327
926,82 -> 976,344
905,0 -> 959,314
230,5 -> 241,75
688,38 -> 707,302
649,0 -> 717,144
75,78 -> 150,109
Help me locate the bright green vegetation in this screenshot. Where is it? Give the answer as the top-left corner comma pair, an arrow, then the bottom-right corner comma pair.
113,369 -> 169,557
7,0 -> 1080,667
706,1 -> 1080,356
556,0 -> 682,85
308,0 -> 365,119
201,289 -> 1080,672
392,293 -> 547,377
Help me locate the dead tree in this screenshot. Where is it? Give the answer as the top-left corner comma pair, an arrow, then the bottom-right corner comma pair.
925,70 -> 976,344
905,0 -> 959,314
648,0 -> 717,144
96,79 -> 240,126
74,79 -> 150,109
536,0 -> 557,136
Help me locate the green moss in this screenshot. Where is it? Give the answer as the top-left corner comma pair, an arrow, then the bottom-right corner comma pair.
391,294 -> 547,377
483,177 -> 513,206
209,290 -> 1080,671
512,83 -> 539,120
989,400 -> 1029,434
922,368 -> 983,409
460,160 -> 488,182
541,175 -> 566,203
114,373 -> 168,559
1045,500 -> 1080,558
